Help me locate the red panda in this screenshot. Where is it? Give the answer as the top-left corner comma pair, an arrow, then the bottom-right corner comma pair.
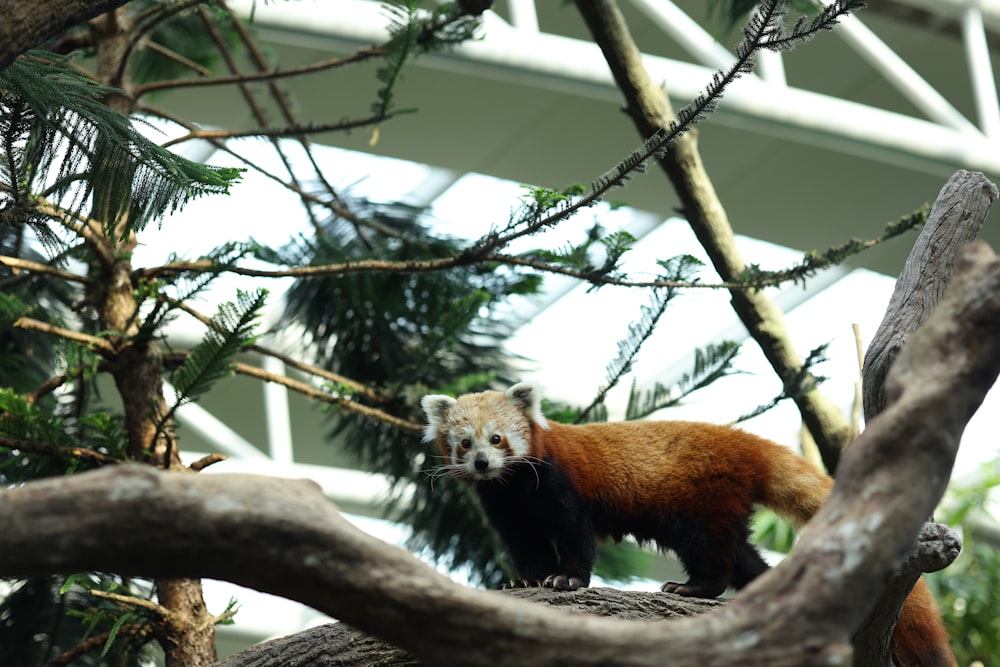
421,382 -> 956,667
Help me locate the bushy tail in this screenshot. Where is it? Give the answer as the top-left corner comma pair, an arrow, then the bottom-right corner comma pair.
758,443 -> 833,529
895,580 -> 957,667
760,444 -> 956,667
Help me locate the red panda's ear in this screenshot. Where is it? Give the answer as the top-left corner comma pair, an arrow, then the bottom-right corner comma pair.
506,382 -> 549,430
420,394 -> 455,443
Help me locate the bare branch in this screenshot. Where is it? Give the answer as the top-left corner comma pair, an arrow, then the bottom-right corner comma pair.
0,255 -> 90,283
160,115 -> 397,149
134,48 -> 384,98
230,361 -> 421,433
863,170 -> 998,419
14,316 -> 116,354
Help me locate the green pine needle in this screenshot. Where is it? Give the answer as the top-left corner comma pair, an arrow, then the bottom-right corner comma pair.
0,51 -> 243,243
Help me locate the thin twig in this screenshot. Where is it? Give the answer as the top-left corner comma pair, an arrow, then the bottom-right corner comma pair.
161,294 -> 384,402
42,623 -> 152,667
230,361 -> 422,433
133,47 -> 384,97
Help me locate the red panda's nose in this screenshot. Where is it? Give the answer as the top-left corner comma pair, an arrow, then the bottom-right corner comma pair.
474,455 -> 489,471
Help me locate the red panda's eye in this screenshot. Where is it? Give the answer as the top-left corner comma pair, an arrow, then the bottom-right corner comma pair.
460,438 -> 471,449
490,434 -> 502,445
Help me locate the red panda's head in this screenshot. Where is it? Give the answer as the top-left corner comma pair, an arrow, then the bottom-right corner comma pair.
420,382 -> 549,480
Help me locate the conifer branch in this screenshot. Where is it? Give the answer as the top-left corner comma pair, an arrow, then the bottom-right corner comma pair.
136,207 -> 912,292
458,0 -> 866,264
735,344 -> 830,423
1,52 -> 242,242
578,288 -> 675,422
161,294 -> 384,403
624,342 -> 743,420
738,206 -> 926,288
164,289 -> 266,416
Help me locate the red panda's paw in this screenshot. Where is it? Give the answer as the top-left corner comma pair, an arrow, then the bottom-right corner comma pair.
659,579 -> 726,599
542,574 -> 586,591
500,578 -> 543,590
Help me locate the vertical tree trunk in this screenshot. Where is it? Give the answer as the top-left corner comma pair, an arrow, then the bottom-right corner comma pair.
573,0 -> 852,472
87,8 -> 217,664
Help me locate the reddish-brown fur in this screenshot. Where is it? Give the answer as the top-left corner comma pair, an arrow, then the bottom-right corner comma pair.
532,420 -> 954,667
422,385 -> 956,666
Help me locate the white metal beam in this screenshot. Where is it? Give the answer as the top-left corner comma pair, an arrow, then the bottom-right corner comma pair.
261,355 -> 294,464
963,6 -> 1000,137
166,382 -> 271,461
627,0 -> 736,70
228,0 -> 1000,177
831,11 -> 980,134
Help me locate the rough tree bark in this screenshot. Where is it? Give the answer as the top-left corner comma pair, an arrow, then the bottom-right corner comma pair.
853,170 -> 998,664
86,7 -> 219,665
0,0 -> 132,73
573,0 -> 853,473
863,170 -> 998,418
212,588 -> 725,667
1,237 -> 999,665
212,171 -> 989,666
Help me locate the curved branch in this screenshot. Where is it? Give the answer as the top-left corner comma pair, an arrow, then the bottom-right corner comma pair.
863,169 -> 998,419
1,241 -> 998,666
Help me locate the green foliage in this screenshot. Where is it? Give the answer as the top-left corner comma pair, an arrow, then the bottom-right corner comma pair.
739,207 -> 927,289
928,462 -> 1000,665
279,196 -> 540,585
60,575 -> 154,661
593,540 -> 655,583
374,1 -> 483,118
168,288 -> 266,412
578,254 -> 705,420
0,389 -> 128,482
0,226 -> 82,395
734,343 -> 829,423
0,51 -> 242,243
0,576 -> 154,667
751,507 -> 797,553
624,341 -> 743,420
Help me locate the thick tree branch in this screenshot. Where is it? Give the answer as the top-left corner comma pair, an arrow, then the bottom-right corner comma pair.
0,0 -> 132,73
573,0 -> 853,472
853,170 -> 996,665
212,588 -> 725,667
1,240 -> 998,665
863,170 -> 998,419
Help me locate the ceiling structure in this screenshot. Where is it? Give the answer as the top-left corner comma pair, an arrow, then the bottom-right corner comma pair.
147,0 -> 1000,656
